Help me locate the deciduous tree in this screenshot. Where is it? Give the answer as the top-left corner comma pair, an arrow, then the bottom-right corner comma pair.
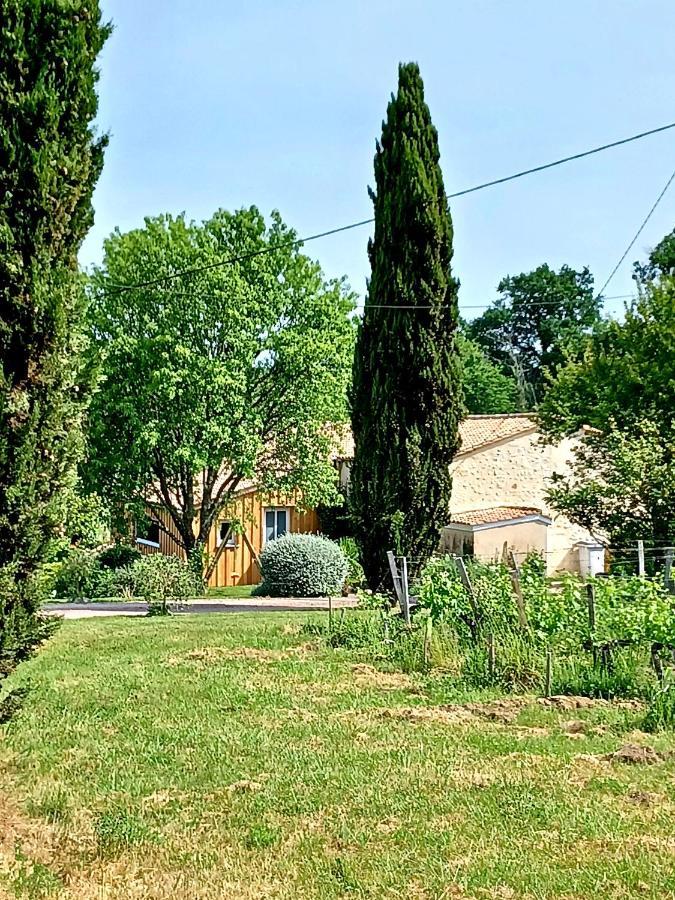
540,276 -> 675,551
87,208 -> 356,578
469,264 -> 600,406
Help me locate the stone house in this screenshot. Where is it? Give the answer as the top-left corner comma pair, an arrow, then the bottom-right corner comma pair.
337,414 -> 599,574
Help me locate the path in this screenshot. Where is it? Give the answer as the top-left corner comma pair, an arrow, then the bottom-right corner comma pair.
44,597 -> 358,619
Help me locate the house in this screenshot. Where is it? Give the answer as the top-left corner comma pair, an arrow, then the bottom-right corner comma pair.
139,414 -> 598,586
136,488 -> 319,589
337,414 -> 599,574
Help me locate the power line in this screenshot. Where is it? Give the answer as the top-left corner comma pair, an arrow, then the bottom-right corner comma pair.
596,165 -> 675,298
106,121 -> 675,293
360,293 -> 636,311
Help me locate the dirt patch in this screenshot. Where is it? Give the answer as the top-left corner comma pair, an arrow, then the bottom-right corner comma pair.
379,705 -> 476,726
627,789 -> 664,807
464,698 -> 530,723
539,695 -> 643,712
166,644 -> 315,666
601,743 -> 668,765
377,697 -> 533,728
350,663 -> 414,690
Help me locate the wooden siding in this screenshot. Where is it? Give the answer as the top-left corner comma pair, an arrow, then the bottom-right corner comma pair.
141,491 -> 320,587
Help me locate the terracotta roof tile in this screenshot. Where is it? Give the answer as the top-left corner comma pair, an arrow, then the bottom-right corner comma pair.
448,506 -> 546,526
457,414 -> 536,455
337,414 -> 536,459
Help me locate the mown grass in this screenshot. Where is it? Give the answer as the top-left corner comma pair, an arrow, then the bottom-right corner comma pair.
1,614 -> 675,899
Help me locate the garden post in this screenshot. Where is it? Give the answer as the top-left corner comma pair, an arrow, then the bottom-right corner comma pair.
637,540 -> 645,577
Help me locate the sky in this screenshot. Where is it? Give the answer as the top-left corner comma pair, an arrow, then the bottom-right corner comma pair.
81,0 -> 675,318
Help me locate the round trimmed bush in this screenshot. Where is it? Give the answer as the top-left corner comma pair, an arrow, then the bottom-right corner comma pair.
257,533 -> 348,597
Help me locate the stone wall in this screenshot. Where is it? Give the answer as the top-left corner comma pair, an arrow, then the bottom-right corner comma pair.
450,430 -> 593,573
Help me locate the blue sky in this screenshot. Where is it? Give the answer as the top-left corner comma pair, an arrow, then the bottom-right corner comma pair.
82,0 -> 675,317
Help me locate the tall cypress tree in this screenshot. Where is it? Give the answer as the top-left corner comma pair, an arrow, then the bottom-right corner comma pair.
0,1 -> 109,716
350,62 -> 462,589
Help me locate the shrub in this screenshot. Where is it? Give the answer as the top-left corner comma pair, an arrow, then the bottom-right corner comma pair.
256,533 -> 348,597
93,565 -> 137,599
52,549 -> 101,600
97,543 -> 141,570
131,554 -> 201,612
338,537 -> 365,592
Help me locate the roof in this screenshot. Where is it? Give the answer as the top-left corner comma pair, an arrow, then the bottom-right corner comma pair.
456,414 -> 536,456
336,415 -> 537,460
448,506 -> 550,527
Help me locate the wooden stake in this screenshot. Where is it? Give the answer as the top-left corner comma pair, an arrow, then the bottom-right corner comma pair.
586,582 -> 596,632
507,550 -> 528,630
401,555 -> 411,626
487,632 -> 496,679
586,582 -> 597,666
637,540 -> 645,577
328,593 -> 333,633
423,616 -> 433,668
545,650 -> 553,698
454,556 -> 481,633
664,547 -> 674,594
386,550 -> 404,605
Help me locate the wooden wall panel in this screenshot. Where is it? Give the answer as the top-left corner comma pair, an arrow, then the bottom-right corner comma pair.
142,492 -> 320,588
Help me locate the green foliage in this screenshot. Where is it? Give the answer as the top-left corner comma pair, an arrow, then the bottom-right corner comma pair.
337,537 -> 365,591
469,264 -> 600,406
87,207 -> 356,575
458,332 -> 521,414
643,677 -> 675,732
540,277 -> 675,549
317,497 -> 353,539
97,543 -> 141,570
52,549 -> 101,601
257,533 -> 348,597
540,278 -> 675,437
552,648 -> 654,700
633,227 -> 675,283
94,806 -> 155,857
349,62 -> 462,589
0,0 -> 109,714
416,555 -> 518,639
130,554 -> 200,613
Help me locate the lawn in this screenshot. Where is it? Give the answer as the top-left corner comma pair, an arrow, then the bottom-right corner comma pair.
1,615 -> 674,900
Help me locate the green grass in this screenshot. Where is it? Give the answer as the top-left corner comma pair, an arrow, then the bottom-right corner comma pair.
1,615 -> 675,899
205,584 -> 256,599
46,583 -> 256,603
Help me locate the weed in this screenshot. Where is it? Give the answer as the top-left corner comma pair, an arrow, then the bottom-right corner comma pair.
94,806 -> 155,856
643,677 -> 675,732
245,823 -> 280,850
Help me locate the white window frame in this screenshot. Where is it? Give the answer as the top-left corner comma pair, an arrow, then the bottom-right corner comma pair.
217,520 -> 237,549
263,507 -> 290,544
136,519 -> 160,549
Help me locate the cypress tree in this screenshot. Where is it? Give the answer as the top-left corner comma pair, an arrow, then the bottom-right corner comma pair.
0,1 -> 110,717
349,62 -> 462,589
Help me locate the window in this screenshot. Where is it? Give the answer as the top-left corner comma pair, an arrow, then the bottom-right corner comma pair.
264,508 -> 288,544
136,518 -> 160,548
217,520 -> 237,548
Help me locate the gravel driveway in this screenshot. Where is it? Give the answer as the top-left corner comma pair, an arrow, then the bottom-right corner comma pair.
44,597 -> 358,619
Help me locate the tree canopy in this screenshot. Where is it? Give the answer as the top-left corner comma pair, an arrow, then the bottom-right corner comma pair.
469,264 -> 600,407
458,332 -> 520,414
87,207 -> 356,576
0,0 -> 109,716
349,62 -> 462,588
540,276 -> 675,550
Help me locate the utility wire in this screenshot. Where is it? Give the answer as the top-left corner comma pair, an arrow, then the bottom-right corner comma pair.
596,165 -> 675,298
106,121 -> 675,293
